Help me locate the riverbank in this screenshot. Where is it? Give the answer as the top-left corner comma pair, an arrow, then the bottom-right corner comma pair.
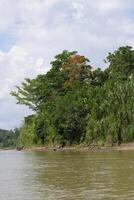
24,143 -> 134,152
114,143 -> 134,151
0,147 -> 16,150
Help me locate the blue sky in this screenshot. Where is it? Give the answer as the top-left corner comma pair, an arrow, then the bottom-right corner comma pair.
0,0 -> 134,129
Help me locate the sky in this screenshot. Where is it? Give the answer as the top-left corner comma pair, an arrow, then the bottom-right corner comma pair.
0,0 -> 134,129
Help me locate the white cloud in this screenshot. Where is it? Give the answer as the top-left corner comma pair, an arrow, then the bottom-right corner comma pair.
0,45 -> 45,129
0,0 -> 134,128
0,46 -> 46,98
96,0 -> 121,12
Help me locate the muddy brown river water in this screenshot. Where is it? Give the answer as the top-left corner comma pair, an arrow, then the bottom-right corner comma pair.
0,150 -> 134,200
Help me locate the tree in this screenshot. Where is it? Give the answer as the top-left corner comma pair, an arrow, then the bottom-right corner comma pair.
11,46 -> 134,148
11,50 -> 90,110
105,46 -> 134,77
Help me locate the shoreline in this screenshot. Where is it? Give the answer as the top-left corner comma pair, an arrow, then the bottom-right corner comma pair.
23,143 -> 134,152
2,143 -> 134,152
114,143 -> 134,151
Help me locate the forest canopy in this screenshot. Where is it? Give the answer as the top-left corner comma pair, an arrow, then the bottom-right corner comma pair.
11,46 -> 134,148
0,128 -> 19,148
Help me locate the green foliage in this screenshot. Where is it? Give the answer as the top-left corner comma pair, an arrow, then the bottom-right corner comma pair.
17,115 -> 37,148
11,46 -> 134,148
51,89 -> 88,144
0,128 -> 20,148
105,46 -> 134,77
34,112 -> 58,145
85,76 -> 134,145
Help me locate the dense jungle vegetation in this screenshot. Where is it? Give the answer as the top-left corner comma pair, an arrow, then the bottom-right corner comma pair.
11,46 -> 134,148
0,128 -> 19,148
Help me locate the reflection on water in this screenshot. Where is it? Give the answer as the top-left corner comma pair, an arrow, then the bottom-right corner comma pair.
0,150 -> 134,200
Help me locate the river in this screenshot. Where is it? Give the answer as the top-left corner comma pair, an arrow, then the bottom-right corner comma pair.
0,150 -> 134,200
